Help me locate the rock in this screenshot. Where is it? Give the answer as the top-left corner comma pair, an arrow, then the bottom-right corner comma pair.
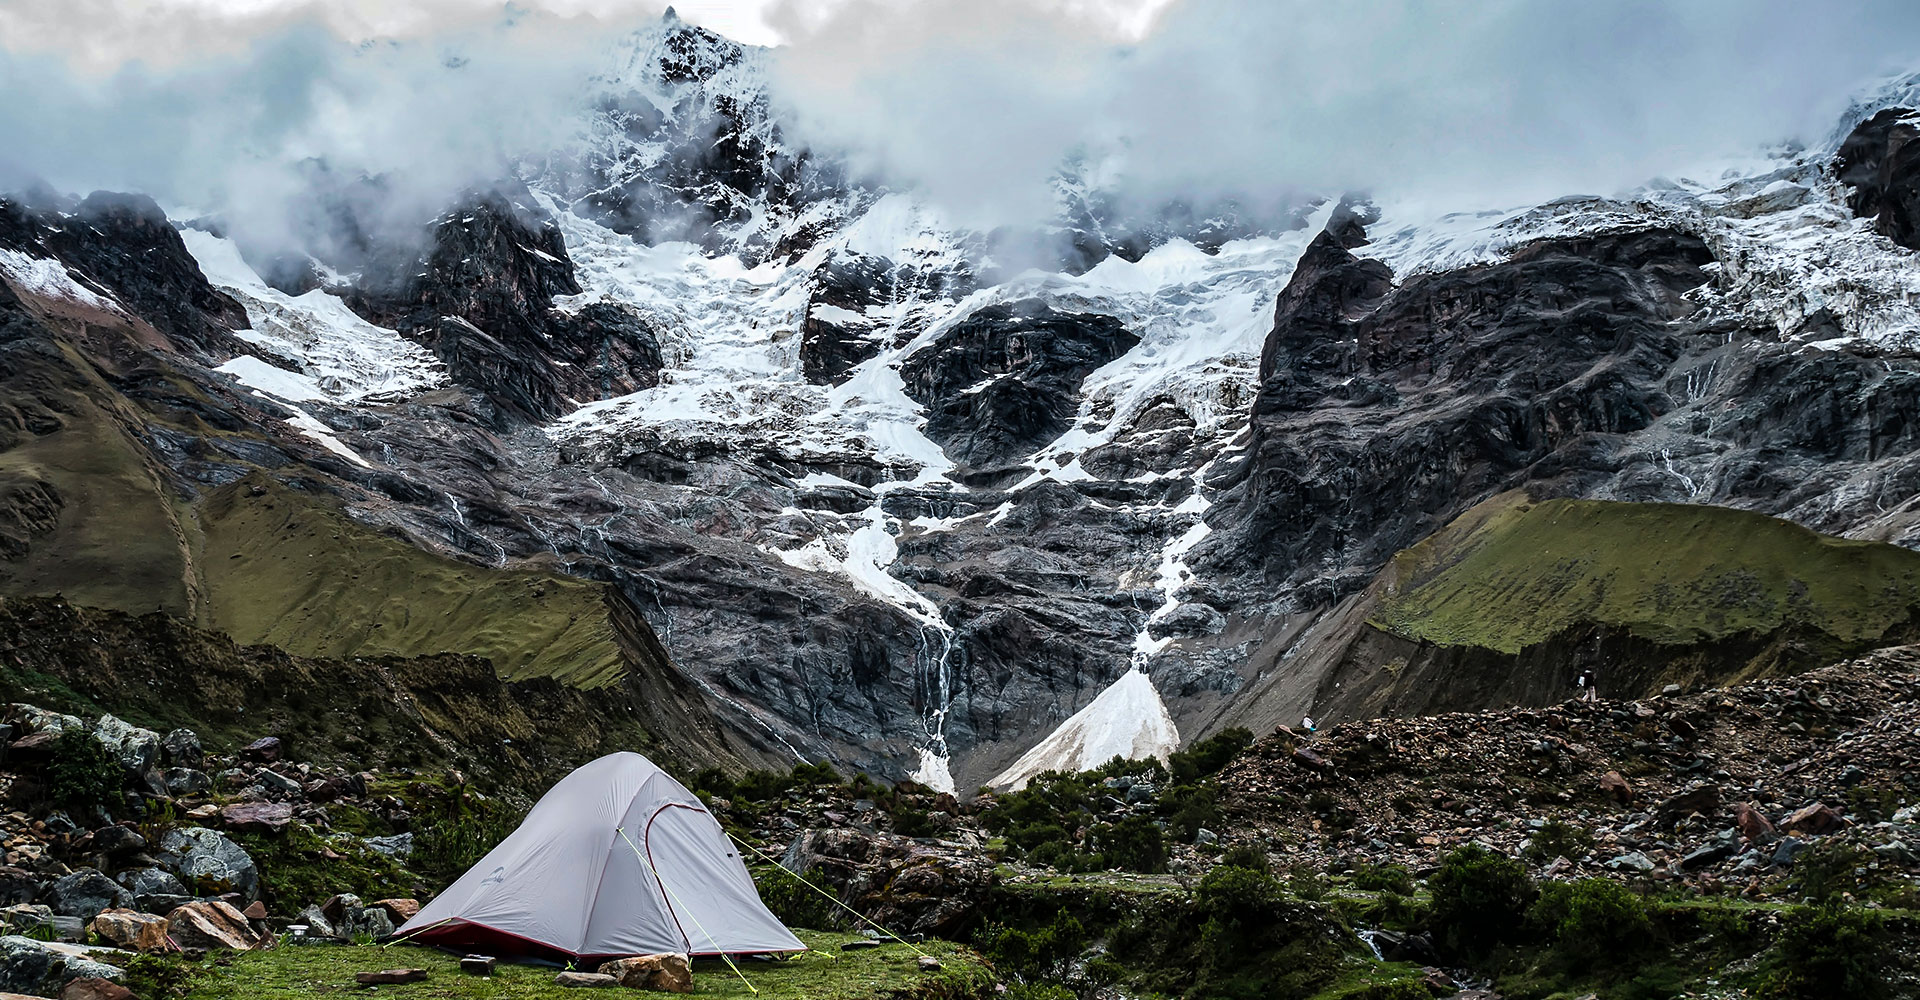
0,935 -> 122,997
87,909 -> 169,952
0,906 -> 53,936
10,706 -> 84,736
372,899 -> 421,923
1837,107 -> 1920,250
554,971 -> 619,988
1605,851 -> 1657,873
184,805 -> 218,822
1782,802 -> 1847,835
364,833 -> 413,859
43,814 -> 76,837
241,901 -> 267,921
1125,782 -> 1157,804
255,770 -> 302,799
1194,828 -> 1219,847
1771,836 -> 1808,868
165,900 -> 263,950
241,737 -> 282,762
48,918 -> 84,943
1678,840 -> 1736,872
1291,747 -> 1332,771
163,768 -> 211,797
1733,802 -> 1775,842
599,953 -> 692,993
460,955 -> 496,976
42,870 -> 133,922
320,894 -> 361,927
1661,684 -> 1682,695
0,870 -> 40,907
160,729 -> 203,769
87,827 -> 144,854
90,716 -> 161,773
61,977 -> 134,1000
297,906 -> 338,940
917,955 -> 943,971
341,905 -> 395,941
158,828 -> 259,901
115,868 -> 186,906
1653,785 -> 1720,827
1598,771 -> 1633,804
219,802 -> 293,833
355,969 -> 429,985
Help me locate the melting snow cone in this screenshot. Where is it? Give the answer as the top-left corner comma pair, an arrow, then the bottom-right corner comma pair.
396,752 -> 805,961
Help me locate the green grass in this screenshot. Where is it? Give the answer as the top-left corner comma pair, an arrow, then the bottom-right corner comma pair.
1369,492 -> 1920,653
198,474 -> 630,688
174,933 -> 992,1000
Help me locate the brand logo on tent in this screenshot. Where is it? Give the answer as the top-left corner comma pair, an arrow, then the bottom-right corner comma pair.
480,866 -> 507,886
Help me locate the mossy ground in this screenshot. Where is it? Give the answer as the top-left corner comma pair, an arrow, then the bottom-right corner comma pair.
199,475 -> 628,688
166,933 -> 991,1000
1371,492 -> 1920,652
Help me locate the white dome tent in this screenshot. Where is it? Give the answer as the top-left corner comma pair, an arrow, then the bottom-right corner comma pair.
396,751 -> 806,962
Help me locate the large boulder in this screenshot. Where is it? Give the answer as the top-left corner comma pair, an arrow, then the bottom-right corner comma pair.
9,706 -> 83,735
160,730 -> 203,769
0,936 -> 124,996
89,716 -> 160,774
157,828 -> 259,901
114,868 -> 187,913
163,769 -> 211,797
165,901 -> 262,950
41,870 -> 131,923
0,869 -> 40,907
87,909 -> 169,952
780,828 -> 996,936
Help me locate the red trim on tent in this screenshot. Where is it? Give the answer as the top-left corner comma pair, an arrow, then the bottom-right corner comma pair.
398,917 -> 806,963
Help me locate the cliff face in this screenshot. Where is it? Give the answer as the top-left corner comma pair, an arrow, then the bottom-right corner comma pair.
7,21 -> 1920,788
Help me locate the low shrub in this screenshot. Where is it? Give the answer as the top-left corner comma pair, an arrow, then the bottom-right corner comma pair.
1530,878 -> 1656,969
1427,844 -> 1535,958
1761,905 -> 1886,999
753,865 -> 841,930
47,729 -> 122,813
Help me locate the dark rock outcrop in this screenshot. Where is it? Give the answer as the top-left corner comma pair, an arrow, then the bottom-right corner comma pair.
1837,107 -> 1920,250
900,299 -> 1139,479
346,185 -> 663,423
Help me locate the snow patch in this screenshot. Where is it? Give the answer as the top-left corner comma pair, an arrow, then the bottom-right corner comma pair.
989,670 -> 1181,792
0,248 -> 119,311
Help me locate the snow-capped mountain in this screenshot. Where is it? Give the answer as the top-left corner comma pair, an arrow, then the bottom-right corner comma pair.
7,11 -> 1920,793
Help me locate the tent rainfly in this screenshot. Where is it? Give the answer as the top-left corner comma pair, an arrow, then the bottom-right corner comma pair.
396,751 -> 806,961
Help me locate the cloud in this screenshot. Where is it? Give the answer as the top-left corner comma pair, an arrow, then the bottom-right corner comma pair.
766,0 -> 1920,223
0,0 -> 1917,260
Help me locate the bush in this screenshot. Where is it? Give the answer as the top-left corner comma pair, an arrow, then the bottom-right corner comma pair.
978,911 -> 1088,979
410,805 -> 522,886
47,729 -> 122,813
1220,844 -> 1270,873
1763,905 -> 1886,999
1523,818 -> 1593,862
1351,863 -> 1414,894
122,954 -> 195,1000
1787,840 -> 1877,904
1159,783 -> 1222,840
1427,844 -> 1535,958
1098,816 -> 1167,874
1169,727 -> 1254,783
1530,878 -> 1655,969
754,865 -> 841,930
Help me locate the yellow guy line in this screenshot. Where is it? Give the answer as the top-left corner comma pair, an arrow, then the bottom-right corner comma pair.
726,830 -> 927,958
616,827 -> 759,994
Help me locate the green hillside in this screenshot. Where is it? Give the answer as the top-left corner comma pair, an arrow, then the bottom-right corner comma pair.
1370,492 -> 1920,654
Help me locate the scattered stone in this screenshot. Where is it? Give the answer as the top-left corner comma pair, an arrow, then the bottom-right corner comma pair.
1662,684 -> 1683,695
161,729 -> 203,769
364,834 -> 413,859
460,955 -> 496,976
241,901 -> 267,921
1782,803 -> 1847,835
90,716 -> 161,773
158,828 -> 259,901
42,870 -> 133,922
1606,852 -> 1657,873
554,971 -> 619,988
917,956 -> 943,971
165,900 -> 262,951
372,899 -> 421,923
297,906 -> 338,940
255,770 -> 302,798
1653,786 -> 1720,827
86,827 -> 144,855
355,969 -> 429,985
1194,828 -> 1219,847
1291,747 -> 1332,771
320,895 -> 362,927
184,805 -> 219,822
1598,771 -> 1633,804
87,909 -> 169,952
0,935 -> 123,997
241,737 -> 282,762
1733,802 -> 1775,842
219,802 -> 293,833
60,976 -> 134,1000
599,953 -> 692,993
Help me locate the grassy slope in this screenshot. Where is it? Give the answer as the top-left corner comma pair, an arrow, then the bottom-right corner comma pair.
176,935 -> 992,1000
199,474 -> 627,688
1369,492 -> 1920,653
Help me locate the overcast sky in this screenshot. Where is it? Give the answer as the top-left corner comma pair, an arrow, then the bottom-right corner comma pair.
2,0 -> 1918,238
